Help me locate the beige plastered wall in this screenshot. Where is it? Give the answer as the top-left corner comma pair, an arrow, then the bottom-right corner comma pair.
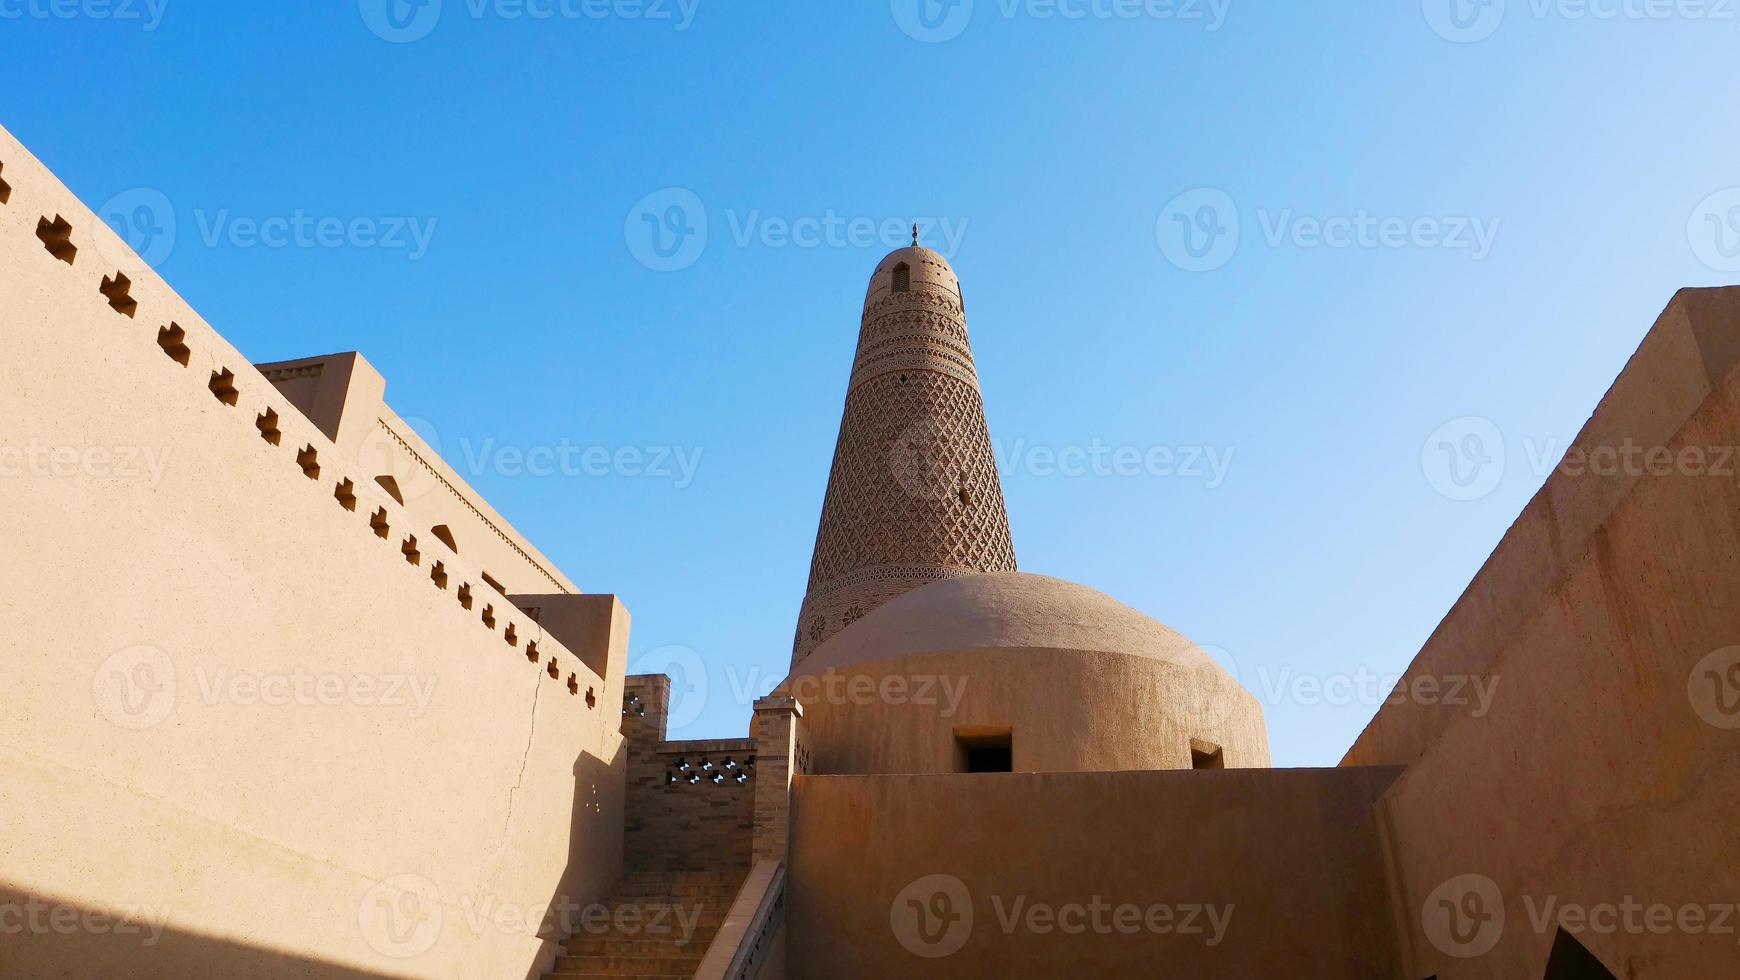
786,768 -> 1404,979
0,124 -> 628,979
1350,288 -> 1740,978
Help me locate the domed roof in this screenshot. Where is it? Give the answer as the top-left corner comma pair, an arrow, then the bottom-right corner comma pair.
872,245 -> 956,278
796,572 -> 1221,677
863,245 -> 962,314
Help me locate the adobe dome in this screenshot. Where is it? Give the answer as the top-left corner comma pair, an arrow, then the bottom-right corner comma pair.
862,245 -> 963,314
783,572 -> 1270,775
802,572 -> 1220,677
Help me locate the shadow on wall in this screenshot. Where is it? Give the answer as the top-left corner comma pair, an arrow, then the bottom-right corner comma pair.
0,883 -> 393,980
514,744 -> 629,980
0,743 -> 625,980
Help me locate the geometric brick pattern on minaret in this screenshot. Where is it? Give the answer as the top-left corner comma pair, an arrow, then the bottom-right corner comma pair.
792,244 -> 1016,666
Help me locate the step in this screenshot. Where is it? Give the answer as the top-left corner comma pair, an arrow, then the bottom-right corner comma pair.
608,883 -> 742,900
615,871 -> 744,886
575,915 -> 724,933
555,951 -> 706,972
563,934 -> 717,957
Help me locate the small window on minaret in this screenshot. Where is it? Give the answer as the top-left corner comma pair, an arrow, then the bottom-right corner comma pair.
893,263 -> 911,293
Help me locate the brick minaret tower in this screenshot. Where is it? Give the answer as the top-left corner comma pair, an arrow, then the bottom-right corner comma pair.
792,240 -> 1017,666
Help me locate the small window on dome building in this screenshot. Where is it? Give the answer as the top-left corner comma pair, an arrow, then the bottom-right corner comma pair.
955,727 -> 1013,773
1191,739 -> 1224,770
893,263 -> 911,293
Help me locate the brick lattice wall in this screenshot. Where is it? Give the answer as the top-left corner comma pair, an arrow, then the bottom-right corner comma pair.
622,675 -> 755,873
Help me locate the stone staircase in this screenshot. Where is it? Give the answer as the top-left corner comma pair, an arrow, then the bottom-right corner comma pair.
541,870 -> 744,979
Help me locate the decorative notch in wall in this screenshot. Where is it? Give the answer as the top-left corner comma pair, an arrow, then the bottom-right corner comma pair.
430,560 -> 448,590
296,445 -> 320,480
369,507 -> 390,540
208,369 -> 239,407
400,534 -> 420,566
255,408 -> 282,446
156,323 -> 191,366
525,640 -> 539,664
0,162 -> 11,205
334,478 -> 358,512
36,215 -> 76,264
100,272 -> 137,318
545,658 -> 559,680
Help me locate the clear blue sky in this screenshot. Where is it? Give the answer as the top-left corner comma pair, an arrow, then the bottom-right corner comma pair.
6,1 -> 1737,765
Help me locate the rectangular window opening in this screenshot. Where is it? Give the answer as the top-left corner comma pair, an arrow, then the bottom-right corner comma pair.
955,727 -> 1013,774
1191,739 -> 1225,771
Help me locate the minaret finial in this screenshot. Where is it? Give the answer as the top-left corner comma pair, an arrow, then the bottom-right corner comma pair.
911,223 -> 919,247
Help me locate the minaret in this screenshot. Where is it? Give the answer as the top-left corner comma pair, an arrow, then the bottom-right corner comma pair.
792,237 -> 1017,666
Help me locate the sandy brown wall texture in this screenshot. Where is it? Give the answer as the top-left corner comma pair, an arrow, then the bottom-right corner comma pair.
787,768 -> 1404,979
1349,288 -> 1740,978
0,127 -> 625,978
